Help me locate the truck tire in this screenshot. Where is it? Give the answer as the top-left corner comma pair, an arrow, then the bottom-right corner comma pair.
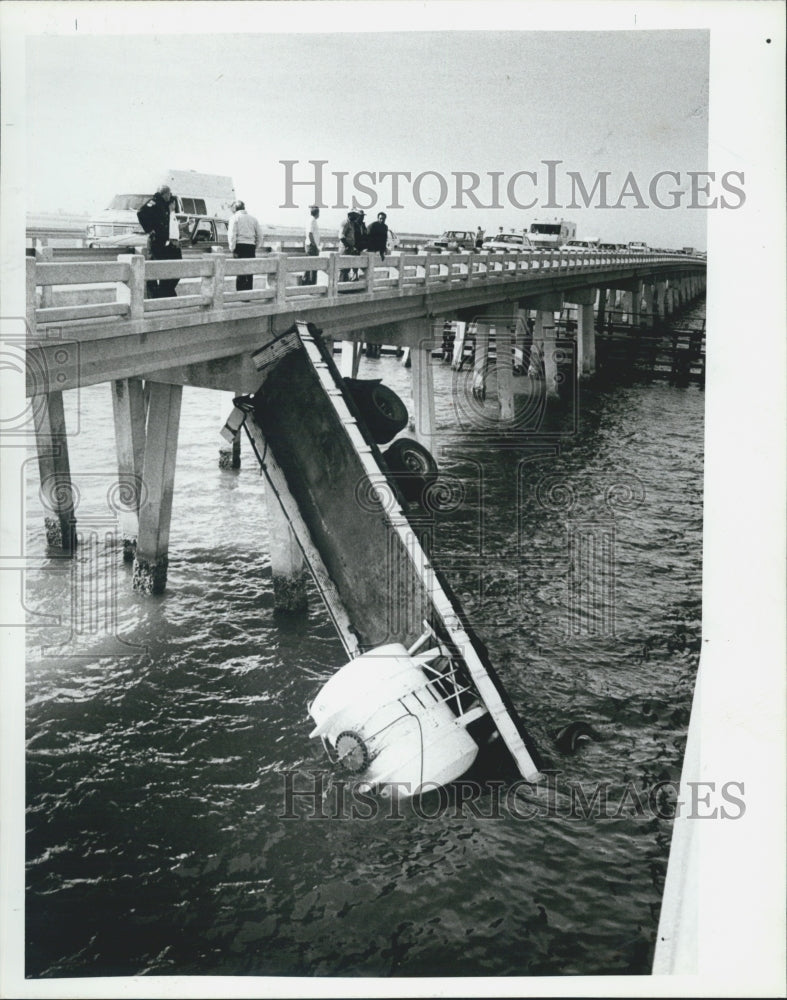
344,378 -> 409,444
383,437 -> 439,502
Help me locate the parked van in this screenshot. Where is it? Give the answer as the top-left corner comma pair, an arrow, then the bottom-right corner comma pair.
528,219 -> 577,249
85,170 -> 236,242
87,213 -> 230,252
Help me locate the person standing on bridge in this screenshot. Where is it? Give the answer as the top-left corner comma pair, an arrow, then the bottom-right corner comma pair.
136,184 -> 182,298
303,205 -> 321,285
339,210 -> 360,282
228,200 -> 265,292
365,212 -> 389,261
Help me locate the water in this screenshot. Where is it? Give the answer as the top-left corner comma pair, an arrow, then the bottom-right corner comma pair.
25,308 -> 704,978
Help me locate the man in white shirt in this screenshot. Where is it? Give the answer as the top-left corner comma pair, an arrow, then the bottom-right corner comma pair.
303,205 -> 321,285
228,200 -> 265,292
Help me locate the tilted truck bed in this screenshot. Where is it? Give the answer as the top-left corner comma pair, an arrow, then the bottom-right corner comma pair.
230,321 -> 540,783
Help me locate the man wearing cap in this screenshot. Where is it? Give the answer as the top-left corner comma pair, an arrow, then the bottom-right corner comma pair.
137,184 -> 182,298
228,200 -> 265,292
303,205 -> 321,285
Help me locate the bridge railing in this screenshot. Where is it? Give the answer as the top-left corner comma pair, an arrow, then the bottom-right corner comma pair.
27,249 -> 703,332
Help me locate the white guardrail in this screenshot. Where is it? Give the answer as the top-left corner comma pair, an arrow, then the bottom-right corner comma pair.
26,250 -> 705,332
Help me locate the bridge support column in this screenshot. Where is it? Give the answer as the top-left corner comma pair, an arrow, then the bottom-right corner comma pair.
472,321 -> 489,400
596,288 -> 607,333
132,382 -> 182,595
340,340 -> 363,379
451,321 -> 467,370
219,391 -> 242,470
513,308 -> 530,374
564,288 -> 596,378
631,280 -> 642,326
111,377 -> 147,561
655,281 -> 667,322
33,390 -> 77,553
266,485 -> 308,613
410,329 -> 436,450
527,294 -> 563,398
495,321 -> 514,421
642,283 -> 655,327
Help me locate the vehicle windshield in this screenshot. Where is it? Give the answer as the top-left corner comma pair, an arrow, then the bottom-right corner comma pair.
106,195 -> 151,212
530,223 -> 562,235
488,234 -> 522,244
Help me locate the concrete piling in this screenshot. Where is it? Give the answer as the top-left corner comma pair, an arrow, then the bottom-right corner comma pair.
111,377 -> 147,561
33,389 -> 77,553
132,382 -> 182,595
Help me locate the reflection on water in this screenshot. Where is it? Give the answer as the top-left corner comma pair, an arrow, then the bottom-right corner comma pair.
26,308 -> 704,977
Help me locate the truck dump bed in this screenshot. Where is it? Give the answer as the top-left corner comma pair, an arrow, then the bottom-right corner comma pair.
235,322 -> 541,782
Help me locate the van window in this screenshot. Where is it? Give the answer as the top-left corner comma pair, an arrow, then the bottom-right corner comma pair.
193,220 -> 214,243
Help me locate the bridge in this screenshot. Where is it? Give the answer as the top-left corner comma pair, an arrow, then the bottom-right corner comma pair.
24,244 -> 705,792
25,247 -> 705,586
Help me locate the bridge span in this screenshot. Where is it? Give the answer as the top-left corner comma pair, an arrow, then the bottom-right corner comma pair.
25,247 -> 705,599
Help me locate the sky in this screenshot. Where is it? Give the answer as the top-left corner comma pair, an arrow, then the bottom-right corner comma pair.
26,29 -> 710,248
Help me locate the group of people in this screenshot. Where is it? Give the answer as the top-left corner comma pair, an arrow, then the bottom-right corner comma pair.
137,187 -> 268,296
136,184 -> 395,298
337,208 -> 391,282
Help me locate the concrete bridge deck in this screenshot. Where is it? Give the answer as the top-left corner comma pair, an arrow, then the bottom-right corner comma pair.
25,249 -> 705,397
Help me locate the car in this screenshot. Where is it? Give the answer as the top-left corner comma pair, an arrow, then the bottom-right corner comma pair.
560,239 -> 600,253
481,233 -> 534,253
627,241 -> 649,253
422,230 -> 477,253
87,214 -> 229,251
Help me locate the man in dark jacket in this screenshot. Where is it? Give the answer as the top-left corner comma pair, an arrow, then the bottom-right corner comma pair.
340,211 -> 360,281
366,212 -> 389,260
137,184 -> 182,298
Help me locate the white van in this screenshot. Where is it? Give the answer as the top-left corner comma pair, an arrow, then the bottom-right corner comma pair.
85,170 -> 236,242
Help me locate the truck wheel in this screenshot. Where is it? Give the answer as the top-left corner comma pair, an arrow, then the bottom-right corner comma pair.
383,437 -> 438,502
344,379 -> 409,444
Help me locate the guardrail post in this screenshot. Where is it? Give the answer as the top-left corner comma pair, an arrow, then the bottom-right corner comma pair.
275,255 -> 287,307
117,253 -> 146,321
201,252 -> 225,312
326,253 -> 338,297
365,252 -> 375,293
397,254 -> 407,290
36,247 -> 55,310
26,255 -> 37,334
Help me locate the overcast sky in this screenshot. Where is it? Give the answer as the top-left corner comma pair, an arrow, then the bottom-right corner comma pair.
27,29 -> 710,246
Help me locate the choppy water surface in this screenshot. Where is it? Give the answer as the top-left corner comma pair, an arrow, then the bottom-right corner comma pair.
25,307 -> 704,978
